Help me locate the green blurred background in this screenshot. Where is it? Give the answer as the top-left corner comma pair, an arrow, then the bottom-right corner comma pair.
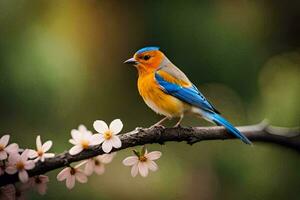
0,0 -> 299,199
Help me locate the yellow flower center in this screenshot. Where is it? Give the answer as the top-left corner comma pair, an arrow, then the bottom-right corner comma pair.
104,131 -> 112,140
139,156 -> 147,162
81,140 -> 90,149
16,161 -> 24,170
37,150 -> 44,157
0,145 -> 4,151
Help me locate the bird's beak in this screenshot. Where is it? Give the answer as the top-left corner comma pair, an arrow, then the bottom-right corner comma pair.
124,57 -> 138,65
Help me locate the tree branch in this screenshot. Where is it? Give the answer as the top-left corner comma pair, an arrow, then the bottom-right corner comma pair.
1,121 -> 299,186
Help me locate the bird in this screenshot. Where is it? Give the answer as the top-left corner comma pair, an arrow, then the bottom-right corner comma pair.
124,46 -> 252,145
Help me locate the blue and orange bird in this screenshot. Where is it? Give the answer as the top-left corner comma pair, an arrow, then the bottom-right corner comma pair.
124,47 -> 252,144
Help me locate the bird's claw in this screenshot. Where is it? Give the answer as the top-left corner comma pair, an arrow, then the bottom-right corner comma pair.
149,124 -> 165,129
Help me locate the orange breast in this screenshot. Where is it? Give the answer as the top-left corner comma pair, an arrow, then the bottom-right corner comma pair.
137,73 -> 185,117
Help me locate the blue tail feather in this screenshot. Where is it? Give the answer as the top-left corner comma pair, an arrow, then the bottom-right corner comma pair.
206,112 -> 252,145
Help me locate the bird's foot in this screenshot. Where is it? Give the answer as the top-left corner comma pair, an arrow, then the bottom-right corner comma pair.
173,123 -> 182,128
149,124 -> 165,129
148,117 -> 168,129
173,115 -> 184,128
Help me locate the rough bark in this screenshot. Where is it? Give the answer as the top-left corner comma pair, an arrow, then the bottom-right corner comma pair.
0,121 -> 299,186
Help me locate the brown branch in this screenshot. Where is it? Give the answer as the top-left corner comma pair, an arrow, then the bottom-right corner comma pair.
0,121 -> 299,186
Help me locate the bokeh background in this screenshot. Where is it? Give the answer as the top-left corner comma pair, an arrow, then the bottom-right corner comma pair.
0,0 -> 299,199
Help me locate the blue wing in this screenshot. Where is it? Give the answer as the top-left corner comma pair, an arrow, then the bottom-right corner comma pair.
155,72 -> 220,114
155,71 -> 252,145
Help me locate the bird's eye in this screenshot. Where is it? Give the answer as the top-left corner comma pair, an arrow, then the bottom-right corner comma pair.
143,55 -> 151,60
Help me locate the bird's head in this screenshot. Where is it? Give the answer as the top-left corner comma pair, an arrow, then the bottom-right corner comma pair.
124,47 -> 165,73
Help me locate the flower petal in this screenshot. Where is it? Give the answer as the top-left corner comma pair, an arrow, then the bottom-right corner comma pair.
68,139 -> 77,145
66,176 -> 76,189
57,168 -> 71,181
20,149 -> 30,162
0,151 -> 7,160
44,153 -> 55,158
94,164 -> 105,175
74,161 -> 87,168
111,136 -> 122,148
82,131 -> 93,141
98,134 -> 105,144
90,134 -> 103,146
109,119 -> 123,134
28,149 -> 38,159
98,152 -> 116,164
4,143 -> 19,154
78,125 -> 87,132
147,160 -> 158,171
0,135 -> 10,147
138,162 -> 149,177
24,160 -> 35,170
7,153 -> 19,164
93,120 -> 108,134
34,157 -> 41,162
69,145 -> 83,155
122,156 -> 138,166
75,171 -> 88,183
131,164 -> 138,177
5,166 -> 17,174
18,170 -> 29,183
145,151 -> 162,160
101,140 -> 113,153
84,159 -> 95,176
71,130 -> 82,142
36,135 -> 42,150
42,141 -> 52,152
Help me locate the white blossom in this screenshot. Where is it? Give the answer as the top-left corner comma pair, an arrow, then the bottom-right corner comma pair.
5,150 -> 35,183
69,125 -> 102,155
57,164 -> 88,189
0,135 -> 19,160
28,135 -> 55,162
93,119 -> 123,153
123,149 -> 161,177
84,152 -> 116,176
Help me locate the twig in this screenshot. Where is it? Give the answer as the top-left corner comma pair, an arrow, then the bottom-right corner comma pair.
0,120 -> 299,186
